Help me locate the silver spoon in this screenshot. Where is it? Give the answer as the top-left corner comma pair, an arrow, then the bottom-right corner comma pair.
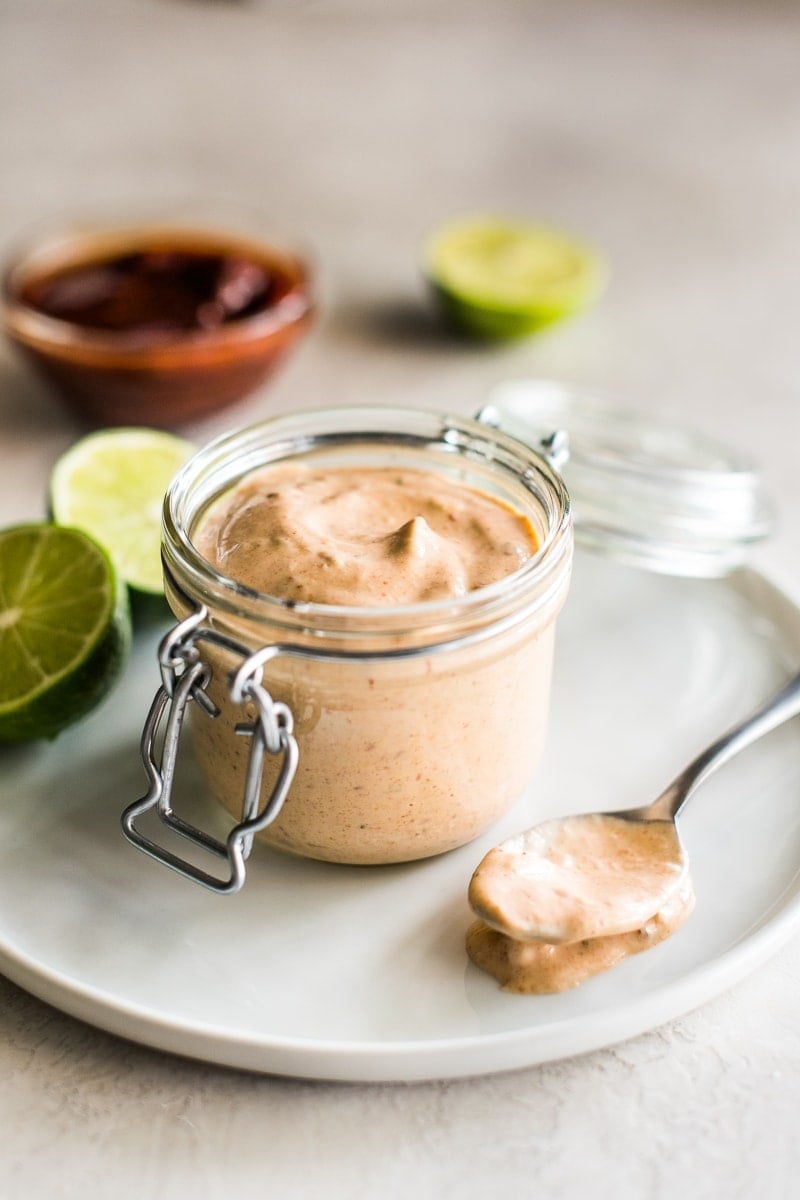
469,669 -> 800,945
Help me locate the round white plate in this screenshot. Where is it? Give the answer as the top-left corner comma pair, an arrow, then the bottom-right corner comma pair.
1,554 -> 800,1082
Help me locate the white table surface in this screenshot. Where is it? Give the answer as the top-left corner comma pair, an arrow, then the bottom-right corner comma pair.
1,1 -> 799,1196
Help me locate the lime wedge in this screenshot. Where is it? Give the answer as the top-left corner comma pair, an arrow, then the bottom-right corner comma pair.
0,523 -> 131,742
423,216 -> 607,339
49,428 -> 194,597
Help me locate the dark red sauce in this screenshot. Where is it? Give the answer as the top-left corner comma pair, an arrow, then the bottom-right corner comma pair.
20,249 -> 288,340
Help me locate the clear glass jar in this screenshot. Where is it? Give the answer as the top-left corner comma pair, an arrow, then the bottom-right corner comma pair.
153,407 -> 572,875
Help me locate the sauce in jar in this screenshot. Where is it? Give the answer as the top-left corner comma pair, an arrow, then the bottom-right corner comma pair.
156,408 -> 573,868
190,459 -> 546,864
194,462 -> 538,605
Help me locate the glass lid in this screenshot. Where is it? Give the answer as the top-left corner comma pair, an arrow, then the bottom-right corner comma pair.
480,379 -> 773,578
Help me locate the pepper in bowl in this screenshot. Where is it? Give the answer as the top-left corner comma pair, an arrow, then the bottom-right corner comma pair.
2,221 -> 313,427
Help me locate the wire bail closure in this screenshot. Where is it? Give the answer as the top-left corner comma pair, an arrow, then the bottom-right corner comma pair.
121,608 -> 299,894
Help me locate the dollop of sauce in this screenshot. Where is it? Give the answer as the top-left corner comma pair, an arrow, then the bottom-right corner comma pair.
467,813 -> 691,993
194,463 -> 538,605
21,249 -> 284,340
470,815 -> 687,943
466,878 -> 695,994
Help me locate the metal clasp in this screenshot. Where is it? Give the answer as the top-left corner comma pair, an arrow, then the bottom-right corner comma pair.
121,609 -> 299,894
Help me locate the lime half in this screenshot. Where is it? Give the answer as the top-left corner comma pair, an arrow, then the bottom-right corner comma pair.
0,523 -> 130,742
424,216 -> 606,339
50,428 -> 194,598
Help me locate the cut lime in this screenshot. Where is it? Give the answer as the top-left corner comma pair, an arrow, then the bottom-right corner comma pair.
49,428 -> 194,598
0,523 -> 131,742
423,216 -> 607,339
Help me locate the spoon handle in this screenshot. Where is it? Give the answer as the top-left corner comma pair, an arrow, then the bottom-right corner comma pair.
644,670 -> 800,821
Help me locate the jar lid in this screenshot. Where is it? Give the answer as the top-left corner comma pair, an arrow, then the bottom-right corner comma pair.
480,380 -> 773,578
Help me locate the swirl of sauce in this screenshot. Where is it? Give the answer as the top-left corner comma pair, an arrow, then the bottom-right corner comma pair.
194,463 -> 538,605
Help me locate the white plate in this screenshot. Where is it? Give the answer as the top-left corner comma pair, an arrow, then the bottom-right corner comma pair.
1,554 -> 800,1082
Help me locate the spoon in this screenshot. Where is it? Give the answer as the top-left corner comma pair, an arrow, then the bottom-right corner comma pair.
469,669 -> 800,945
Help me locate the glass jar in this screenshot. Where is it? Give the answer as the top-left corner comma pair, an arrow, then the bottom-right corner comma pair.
124,407 -> 572,889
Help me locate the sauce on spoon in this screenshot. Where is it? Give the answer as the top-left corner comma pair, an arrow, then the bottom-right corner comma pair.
469,813 -> 687,944
467,813 -> 690,993
466,668 -> 800,994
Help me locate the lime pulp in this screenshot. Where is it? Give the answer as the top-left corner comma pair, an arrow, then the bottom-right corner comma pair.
0,523 -> 130,742
424,216 -> 607,339
49,428 -> 194,597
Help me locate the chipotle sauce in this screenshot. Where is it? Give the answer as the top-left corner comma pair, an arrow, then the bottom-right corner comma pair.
20,248 -> 288,342
193,462 -> 538,606
186,455 -> 552,865
467,813 -> 691,993
4,224 -> 313,425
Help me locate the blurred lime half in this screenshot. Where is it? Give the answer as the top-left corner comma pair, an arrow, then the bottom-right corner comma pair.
0,523 -> 130,742
424,216 -> 606,339
50,428 -> 194,598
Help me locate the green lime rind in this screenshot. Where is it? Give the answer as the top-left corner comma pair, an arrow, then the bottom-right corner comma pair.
129,586 -> 172,627
423,216 -> 607,340
0,524 -> 131,742
49,427 -> 195,598
429,285 -> 571,338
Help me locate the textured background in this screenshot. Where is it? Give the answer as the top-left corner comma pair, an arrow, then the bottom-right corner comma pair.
1,1 -> 799,1197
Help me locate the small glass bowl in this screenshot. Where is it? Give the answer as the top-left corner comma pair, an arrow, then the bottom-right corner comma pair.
2,218 -> 314,428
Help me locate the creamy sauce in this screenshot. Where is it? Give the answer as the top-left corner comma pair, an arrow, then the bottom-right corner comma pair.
193,463 -> 537,605
187,460 -> 559,865
469,814 -> 687,943
466,877 -> 695,994
467,813 -> 692,993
